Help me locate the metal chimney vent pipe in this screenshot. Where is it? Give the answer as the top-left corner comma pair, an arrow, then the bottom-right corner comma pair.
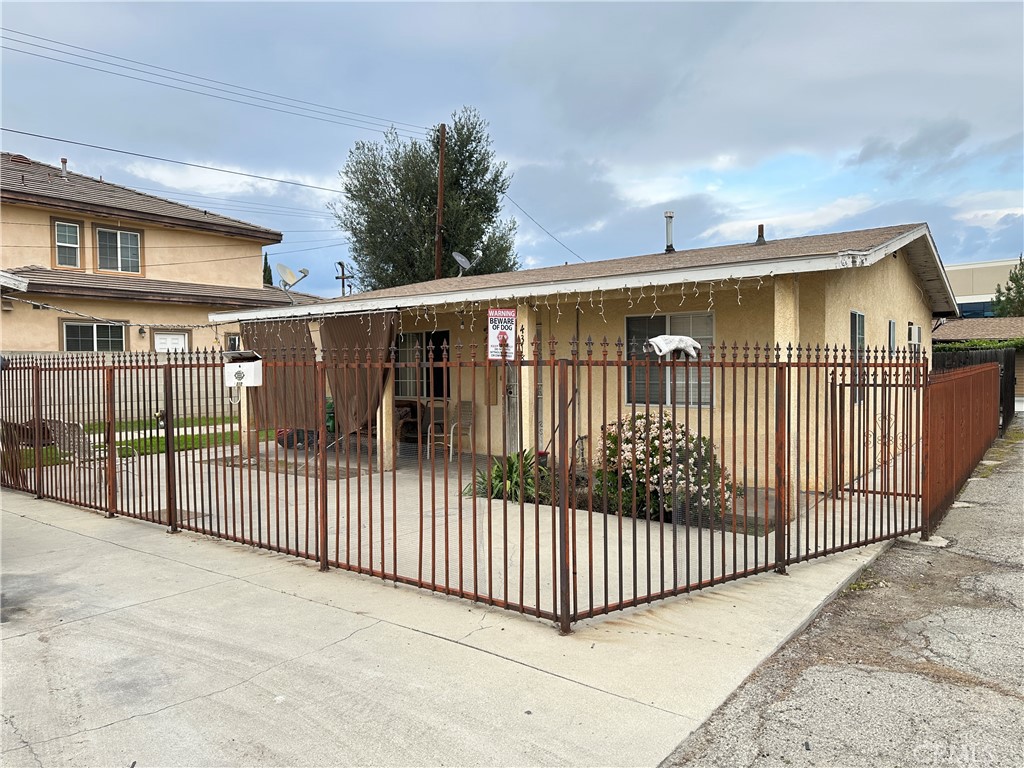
60,158 -> 68,179
754,223 -> 767,245
664,211 -> 675,253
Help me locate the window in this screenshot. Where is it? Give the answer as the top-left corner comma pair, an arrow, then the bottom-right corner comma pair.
626,312 -> 714,405
64,323 -> 125,352
850,311 -> 866,403
97,228 -> 141,273
395,331 -> 450,399
225,333 -> 241,352
55,221 -> 80,267
888,320 -> 897,352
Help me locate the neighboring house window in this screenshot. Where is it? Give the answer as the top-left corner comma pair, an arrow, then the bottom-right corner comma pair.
626,312 -> 714,406
64,323 -> 125,352
55,221 -> 80,267
958,301 -> 993,318
97,228 -> 141,273
395,331 -> 450,399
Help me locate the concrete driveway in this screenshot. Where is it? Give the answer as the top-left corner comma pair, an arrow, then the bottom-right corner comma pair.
2,489 -> 887,767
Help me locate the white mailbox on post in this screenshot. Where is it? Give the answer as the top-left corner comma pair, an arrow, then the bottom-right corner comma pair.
223,350 -> 263,389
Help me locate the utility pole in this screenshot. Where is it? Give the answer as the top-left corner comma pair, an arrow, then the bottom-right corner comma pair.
434,122 -> 446,280
335,261 -> 351,295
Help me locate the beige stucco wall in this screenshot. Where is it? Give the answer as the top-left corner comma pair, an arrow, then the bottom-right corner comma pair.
1,202 -> 268,288
0,294 -> 241,353
820,247 -> 934,353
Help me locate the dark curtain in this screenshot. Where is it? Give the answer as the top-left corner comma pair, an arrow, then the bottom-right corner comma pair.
240,320 -> 318,429
320,313 -> 397,435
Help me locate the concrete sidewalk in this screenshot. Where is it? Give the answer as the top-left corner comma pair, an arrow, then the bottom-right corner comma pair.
2,488 -> 889,767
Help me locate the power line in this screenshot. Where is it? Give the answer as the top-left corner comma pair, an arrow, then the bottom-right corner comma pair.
2,128 -> 345,193
502,193 -> 587,263
2,42 -> 427,140
2,27 -> 429,132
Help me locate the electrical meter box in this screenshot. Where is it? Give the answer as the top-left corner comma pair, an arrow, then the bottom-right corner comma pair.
223,350 -> 263,388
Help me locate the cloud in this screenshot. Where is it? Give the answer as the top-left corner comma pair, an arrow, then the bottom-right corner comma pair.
700,195 -> 876,242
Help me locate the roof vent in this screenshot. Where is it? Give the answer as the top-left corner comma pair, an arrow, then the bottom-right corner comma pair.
60,158 -> 68,179
9,154 -> 30,164
664,211 -> 675,253
754,224 -> 767,246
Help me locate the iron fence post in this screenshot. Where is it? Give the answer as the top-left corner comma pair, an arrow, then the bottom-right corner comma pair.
774,362 -> 788,574
920,369 -> 931,541
32,363 -> 43,499
316,360 -> 329,572
104,366 -> 116,518
557,359 -> 572,634
163,362 -> 178,533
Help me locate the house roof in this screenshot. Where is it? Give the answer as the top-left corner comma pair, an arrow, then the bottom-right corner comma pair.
211,222 -> 959,323
932,316 -> 1024,342
1,153 -> 283,244
6,265 -> 315,309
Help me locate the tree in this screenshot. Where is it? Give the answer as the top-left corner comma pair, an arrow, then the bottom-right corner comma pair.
262,252 -> 272,286
332,106 -> 518,291
992,254 -> 1024,317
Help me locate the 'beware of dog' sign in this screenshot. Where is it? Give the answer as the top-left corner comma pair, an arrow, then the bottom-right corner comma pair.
487,308 -> 517,360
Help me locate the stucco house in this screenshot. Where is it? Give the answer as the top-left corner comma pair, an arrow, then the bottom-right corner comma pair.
1,152 -> 297,354
211,222 -> 958,472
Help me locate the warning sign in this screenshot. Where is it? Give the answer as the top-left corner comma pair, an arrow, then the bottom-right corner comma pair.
487,308 -> 517,360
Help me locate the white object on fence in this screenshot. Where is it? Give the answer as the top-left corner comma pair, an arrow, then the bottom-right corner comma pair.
647,335 -> 701,360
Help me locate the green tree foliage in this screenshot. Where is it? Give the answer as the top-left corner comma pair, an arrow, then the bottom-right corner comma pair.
262,252 -> 272,286
992,254 -> 1024,317
332,106 -> 518,291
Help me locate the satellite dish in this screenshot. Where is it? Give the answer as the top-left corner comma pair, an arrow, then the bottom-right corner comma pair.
276,263 -> 309,304
277,263 -> 299,286
452,249 -> 483,277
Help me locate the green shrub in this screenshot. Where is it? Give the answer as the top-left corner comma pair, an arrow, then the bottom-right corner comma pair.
464,449 -> 549,503
595,413 -> 737,524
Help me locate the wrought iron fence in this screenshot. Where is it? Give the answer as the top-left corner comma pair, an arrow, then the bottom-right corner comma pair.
0,341 -> 979,631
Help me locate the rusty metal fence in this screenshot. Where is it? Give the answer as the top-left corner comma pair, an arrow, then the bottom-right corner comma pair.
0,341 -> 991,631
921,363 -> 1001,536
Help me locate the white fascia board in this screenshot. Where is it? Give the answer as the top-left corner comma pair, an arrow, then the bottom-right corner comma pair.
209,232 -> 930,325
953,293 -> 995,303
0,271 -> 29,292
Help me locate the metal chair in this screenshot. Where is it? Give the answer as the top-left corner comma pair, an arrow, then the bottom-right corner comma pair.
426,402 -> 448,459
448,401 -> 474,460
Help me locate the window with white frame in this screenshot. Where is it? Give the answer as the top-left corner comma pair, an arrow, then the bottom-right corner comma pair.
888,319 -> 897,353
64,323 -> 125,352
55,221 -> 80,267
97,228 -> 141,273
626,312 -> 714,405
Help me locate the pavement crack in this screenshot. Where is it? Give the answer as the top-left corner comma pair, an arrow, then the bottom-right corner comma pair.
1,715 -> 43,767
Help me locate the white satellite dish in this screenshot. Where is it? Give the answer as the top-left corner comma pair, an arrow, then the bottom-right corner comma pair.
276,263 -> 309,304
452,249 -> 483,277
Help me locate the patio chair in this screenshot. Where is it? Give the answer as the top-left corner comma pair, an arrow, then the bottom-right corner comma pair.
448,401 -> 474,460
426,401 -> 448,459
45,419 -> 142,497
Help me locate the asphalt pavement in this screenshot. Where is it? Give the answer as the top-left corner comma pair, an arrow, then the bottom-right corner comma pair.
662,417 -> 1024,768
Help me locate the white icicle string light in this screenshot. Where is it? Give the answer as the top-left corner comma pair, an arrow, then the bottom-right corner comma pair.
651,284 -> 660,316
735,277 -> 743,305
599,289 -> 607,323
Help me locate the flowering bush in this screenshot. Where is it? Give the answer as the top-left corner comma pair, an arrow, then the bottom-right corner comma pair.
594,413 -> 736,524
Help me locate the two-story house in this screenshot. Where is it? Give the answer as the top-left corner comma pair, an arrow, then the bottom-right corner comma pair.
1,152 -> 300,354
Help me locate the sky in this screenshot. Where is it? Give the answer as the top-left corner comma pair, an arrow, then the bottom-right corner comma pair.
2,1 -> 1022,298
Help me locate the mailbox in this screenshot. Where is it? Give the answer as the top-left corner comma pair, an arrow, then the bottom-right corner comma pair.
223,350 -> 263,388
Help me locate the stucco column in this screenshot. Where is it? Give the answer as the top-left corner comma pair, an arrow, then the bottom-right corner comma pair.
378,371 -> 396,471
773,275 -> 800,351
